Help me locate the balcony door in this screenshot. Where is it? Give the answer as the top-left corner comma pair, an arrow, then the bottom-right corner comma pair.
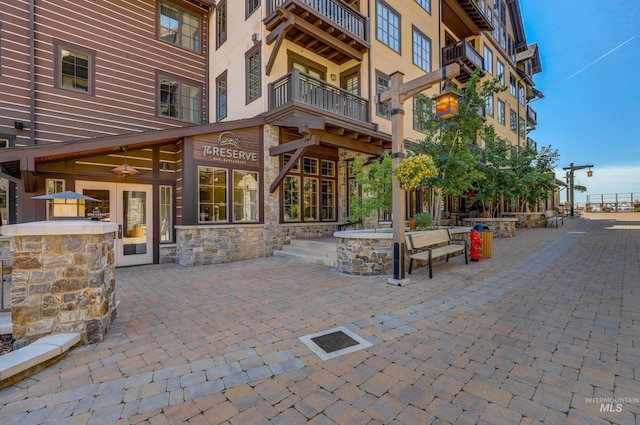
76,181 -> 153,267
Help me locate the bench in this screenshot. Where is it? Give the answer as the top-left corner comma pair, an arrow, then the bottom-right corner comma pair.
405,229 -> 468,278
545,210 -> 564,228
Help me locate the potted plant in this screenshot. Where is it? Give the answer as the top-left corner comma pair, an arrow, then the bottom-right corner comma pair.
415,212 -> 433,230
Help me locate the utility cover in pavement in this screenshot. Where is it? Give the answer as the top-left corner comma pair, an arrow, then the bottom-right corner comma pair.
299,326 -> 373,361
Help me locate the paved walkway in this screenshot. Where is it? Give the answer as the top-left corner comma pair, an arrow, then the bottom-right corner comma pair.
0,214 -> 638,425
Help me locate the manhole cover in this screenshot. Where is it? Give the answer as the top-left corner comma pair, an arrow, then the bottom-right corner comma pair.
311,331 -> 359,353
299,326 -> 373,361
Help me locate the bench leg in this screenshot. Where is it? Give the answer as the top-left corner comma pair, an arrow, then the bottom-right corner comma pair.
409,258 -> 414,275
428,252 -> 433,279
464,245 -> 468,264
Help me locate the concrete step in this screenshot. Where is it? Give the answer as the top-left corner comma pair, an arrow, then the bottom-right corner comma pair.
274,238 -> 337,268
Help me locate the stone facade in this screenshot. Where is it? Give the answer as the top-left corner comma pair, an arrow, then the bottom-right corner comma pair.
2,222 -> 118,345
159,244 -> 177,264
463,218 -> 517,238
1,237 -> 11,311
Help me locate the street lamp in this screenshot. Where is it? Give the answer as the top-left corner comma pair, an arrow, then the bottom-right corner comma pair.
562,162 -> 594,217
377,64 -> 460,285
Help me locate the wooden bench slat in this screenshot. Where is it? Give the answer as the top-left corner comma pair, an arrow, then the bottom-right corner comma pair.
406,229 -> 468,278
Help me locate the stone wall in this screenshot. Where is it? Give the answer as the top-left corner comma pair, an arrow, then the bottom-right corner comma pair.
2,222 -> 118,345
159,244 -> 177,264
0,237 -> 11,311
463,218 -> 517,238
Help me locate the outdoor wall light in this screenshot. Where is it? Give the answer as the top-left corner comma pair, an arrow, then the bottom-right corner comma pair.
111,146 -> 140,178
587,169 -> 593,177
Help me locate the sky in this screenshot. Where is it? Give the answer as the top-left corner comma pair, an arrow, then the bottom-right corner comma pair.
519,0 -> 640,205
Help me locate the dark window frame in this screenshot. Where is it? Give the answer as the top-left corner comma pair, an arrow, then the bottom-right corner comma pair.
216,0 -> 227,49
53,39 -> 96,96
246,0 -> 260,18
376,0 -> 401,54
246,44 -> 261,104
375,69 -> 391,119
158,1 -> 201,53
415,0 -> 431,14
156,71 -> 202,124
412,25 -> 431,72
216,71 -> 228,121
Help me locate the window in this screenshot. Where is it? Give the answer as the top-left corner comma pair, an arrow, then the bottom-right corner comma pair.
246,45 -> 261,104
376,70 -> 390,118
158,75 -> 201,123
198,167 -> 228,222
216,71 -> 227,121
510,109 -> 517,133
496,59 -> 505,85
290,56 -> 325,79
412,27 -> 431,72
159,2 -> 200,52
416,0 -> 430,13
233,171 -> 259,221
485,94 -> 494,117
0,138 -> 8,148
54,41 -> 95,95
341,68 -> 360,95
160,186 -> 173,242
46,179 -> 65,220
376,1 -> 400,53
347,160 -> 360,218
518,86 -> 525,105
497,99 -> 505,125
483,45 -> 493,75
282,156 -> 336,222
519,117 -> 525,138
510,74 -> 517,97
216,1 -> 227,48
247,0 -> 260,17
413,96 -> 430,133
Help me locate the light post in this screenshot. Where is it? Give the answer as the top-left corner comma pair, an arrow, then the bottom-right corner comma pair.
377,63 -> 460,285
562,162 -> 594,217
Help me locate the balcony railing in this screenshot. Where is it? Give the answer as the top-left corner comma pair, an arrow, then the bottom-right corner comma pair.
442,39 -> 484,71
267,0 -> 366,41
526,105 -> 537,125
269,69 -> 369,122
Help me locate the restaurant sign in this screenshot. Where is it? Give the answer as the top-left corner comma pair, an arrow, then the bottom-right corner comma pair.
202,132 -> 258,163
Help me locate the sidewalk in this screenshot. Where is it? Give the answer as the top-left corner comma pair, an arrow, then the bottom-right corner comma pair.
0,214 -> 638,425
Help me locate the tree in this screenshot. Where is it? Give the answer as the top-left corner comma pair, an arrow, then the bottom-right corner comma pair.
348,154 -> 393,228
509,143 -> 559,211
413,70 -> 506,224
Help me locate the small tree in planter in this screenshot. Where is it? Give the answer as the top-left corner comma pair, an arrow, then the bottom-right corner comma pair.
348,154 -> 393,229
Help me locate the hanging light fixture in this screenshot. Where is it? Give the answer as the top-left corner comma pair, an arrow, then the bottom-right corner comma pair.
433,78 -> 460,119
111,146 -> 139,178
587,168 -> 593,177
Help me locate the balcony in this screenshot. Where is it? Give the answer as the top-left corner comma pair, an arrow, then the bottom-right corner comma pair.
268,69 -> 369,123
442,40 -> 484,83
526,105 -> 537,127
442,0 -> 493,39
265,0 -> 369,73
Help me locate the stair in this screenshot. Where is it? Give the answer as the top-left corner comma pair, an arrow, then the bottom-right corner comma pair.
274,237 -> 337,268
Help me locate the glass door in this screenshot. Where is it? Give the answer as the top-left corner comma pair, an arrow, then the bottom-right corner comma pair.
76,181 -> 153,267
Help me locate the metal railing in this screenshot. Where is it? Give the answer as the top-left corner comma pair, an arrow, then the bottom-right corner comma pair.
526,105 -> 537,124
269,69 -> 369,122
585,193 -> 640,212
442,39 -> 484,70
267,0 -> 366,40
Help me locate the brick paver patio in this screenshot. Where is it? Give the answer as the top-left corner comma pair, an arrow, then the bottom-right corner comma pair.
1,213 -> 638,424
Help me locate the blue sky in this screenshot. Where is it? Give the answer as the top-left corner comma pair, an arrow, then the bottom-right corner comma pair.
520,0 -> 640,204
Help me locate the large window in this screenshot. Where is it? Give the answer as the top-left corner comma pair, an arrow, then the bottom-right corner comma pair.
412,27 -> 431,72
216,71 -> 227,121
199,167 -> 227,222
159,2 -> 200,52
413,96 -> 429,133
233,171 -> 259,222
510,74 -> 517,97
247,0 -> 260,17
376,70 -> 391,118
160,186 -> 173,242
519,117 -> 525,139
497,99 -> 505,125
510,109 -> 517,133
282,156 -> 336,222
518,86 -> 525,105
216,1 -> 227,48
54,41 -> 95,94
246,45 -> 261,104
376,1 -> 400,53
484,45 -> 493,75
416,0 -> 430,13
158,75 -> 201,123
496,59 -> 505,85
485,94 -> 494,117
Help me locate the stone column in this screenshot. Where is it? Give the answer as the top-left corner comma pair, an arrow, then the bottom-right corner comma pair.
1,221 -> 118,345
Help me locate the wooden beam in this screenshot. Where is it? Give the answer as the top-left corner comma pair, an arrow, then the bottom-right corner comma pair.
291,16 -> 363,61
269,146 -> 308,193
377,63 -> 461,104
307,130 -> 387,155
268,135 -> 319,156
265,17 -> 294,76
